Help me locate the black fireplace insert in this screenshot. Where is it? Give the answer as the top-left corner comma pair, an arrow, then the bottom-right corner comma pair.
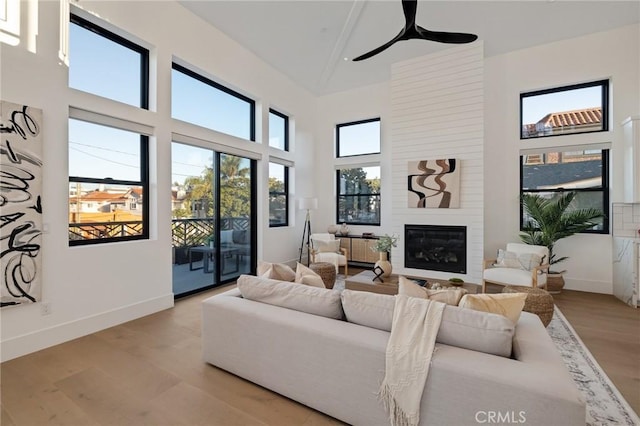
404,224 -> 467,274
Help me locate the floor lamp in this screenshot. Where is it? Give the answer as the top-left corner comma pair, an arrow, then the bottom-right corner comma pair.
298,197 -> 317,266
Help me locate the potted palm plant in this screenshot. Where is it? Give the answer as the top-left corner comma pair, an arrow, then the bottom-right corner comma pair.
520,191 -> 604,293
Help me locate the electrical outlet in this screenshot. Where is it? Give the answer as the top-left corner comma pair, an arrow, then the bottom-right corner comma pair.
40,302 -> 52,316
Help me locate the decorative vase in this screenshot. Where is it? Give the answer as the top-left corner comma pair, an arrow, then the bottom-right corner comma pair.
375,251 -> 392,278
546,273 -> 565,294
327,224 -> 339,234
339,223 -> 349,236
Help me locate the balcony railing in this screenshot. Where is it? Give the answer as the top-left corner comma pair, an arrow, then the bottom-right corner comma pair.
68,217 -> 249,247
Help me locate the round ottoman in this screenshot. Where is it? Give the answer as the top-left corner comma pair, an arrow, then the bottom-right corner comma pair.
309,262 -> 337,289
502,285 -> 554,327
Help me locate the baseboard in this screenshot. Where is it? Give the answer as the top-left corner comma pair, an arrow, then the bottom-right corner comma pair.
1,294 -> 174,362
564,277 -> 612,294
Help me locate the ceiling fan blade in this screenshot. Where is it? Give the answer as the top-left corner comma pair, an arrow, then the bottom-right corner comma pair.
352,29 -> 405,62
401,0 -> 418,28
416,26 -> 478,44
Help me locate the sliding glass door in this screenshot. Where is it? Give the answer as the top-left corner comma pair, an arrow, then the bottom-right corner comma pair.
171,143 -> 255,297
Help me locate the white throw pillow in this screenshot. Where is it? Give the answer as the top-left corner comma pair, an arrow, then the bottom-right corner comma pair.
257,260 -> 296,282
340,290 -> 515,357
314,239 -> 341,253
294,263 -> 326,288
495,249 -> 543,272
237,275 -> 343,319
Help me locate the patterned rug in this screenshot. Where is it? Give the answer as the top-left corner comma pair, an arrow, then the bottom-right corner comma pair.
546,308 -> 639,426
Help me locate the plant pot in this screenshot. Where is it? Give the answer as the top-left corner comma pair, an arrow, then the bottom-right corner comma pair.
374,251 -> 392,278
546,273 -> 565,294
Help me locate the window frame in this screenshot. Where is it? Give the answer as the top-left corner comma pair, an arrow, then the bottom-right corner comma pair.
69,13 -> 149,110
519,148 -> 609,234
335,166 -> 381,226
336,117 -> 381,158
68,124 -> 150,246
268,108 -> 289,151
171,62 -> 256,141
519,80 -> 609,140
268,162 -> 289,228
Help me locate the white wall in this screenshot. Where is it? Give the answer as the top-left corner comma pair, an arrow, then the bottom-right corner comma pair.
315,82 -> 392,235
390,44 -> 485,282
0,0 -> 316,361
484,24 -> 640,294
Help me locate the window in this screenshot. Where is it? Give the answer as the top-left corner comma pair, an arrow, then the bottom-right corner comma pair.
520,80 -> 608,139
69,14 -> 149,109
68,118 -> 149,245
269,109 -> 289,151
171,63 -> 255,141
337,166 -> 380,225
336,118 -> 380,157
269,163 -> 288,227
520,148 -> 609,233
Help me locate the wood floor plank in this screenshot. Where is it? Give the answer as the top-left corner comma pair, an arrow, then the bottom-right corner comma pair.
54,367 -> 183,426
1,363 -> 97,426
1,404 -> 17,426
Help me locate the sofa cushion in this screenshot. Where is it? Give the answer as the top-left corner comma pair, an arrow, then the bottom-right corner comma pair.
237,275 -> 343,319
295,263 -> 326,288
398,276 -> 467,306
341,290 -> 514,357
459,293 -> 527,324
484,267 -> 548,287
257,260 -> 296,282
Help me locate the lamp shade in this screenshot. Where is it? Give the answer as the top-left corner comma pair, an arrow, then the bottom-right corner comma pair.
299,197 -> 318,210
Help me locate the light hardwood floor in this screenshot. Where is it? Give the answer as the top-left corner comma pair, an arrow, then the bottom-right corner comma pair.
2,284 -> 639,425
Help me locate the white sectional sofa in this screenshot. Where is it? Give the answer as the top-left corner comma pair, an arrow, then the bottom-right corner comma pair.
201,276 -> 585,426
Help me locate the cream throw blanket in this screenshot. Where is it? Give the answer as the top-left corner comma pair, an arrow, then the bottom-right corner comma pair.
378,295 -> 445,426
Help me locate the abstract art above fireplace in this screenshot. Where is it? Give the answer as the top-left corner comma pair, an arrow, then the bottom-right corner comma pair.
407,159 -> 460,208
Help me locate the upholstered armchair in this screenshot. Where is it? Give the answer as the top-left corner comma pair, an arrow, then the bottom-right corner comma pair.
310,233 -> 348,276
482,243 -> 550,293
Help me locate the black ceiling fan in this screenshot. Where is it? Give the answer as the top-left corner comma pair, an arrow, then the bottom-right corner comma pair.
352,0 -> 478,61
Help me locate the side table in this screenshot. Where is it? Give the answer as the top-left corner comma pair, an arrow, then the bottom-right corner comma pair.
502,285 -> 554,327
309,262 -> 337,289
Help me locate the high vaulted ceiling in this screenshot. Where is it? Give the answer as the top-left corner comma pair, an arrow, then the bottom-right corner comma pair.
179,1 -> 640,96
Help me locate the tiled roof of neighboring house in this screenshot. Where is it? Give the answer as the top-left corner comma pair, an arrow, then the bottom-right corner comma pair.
70,189 -> 142,203
522,160 -> 602,189
538,107 -> 602,129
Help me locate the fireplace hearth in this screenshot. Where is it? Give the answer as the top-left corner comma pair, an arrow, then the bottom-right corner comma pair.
405,225 -> 467,274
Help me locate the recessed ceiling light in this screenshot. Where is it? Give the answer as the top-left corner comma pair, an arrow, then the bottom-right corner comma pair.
343,57 -> 349,61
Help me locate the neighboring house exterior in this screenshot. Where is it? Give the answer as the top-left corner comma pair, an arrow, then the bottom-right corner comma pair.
69,187 -> 143,221
522,107 -> 602,138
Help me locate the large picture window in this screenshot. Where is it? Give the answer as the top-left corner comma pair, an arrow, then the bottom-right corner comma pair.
520,148 -> 609,233
69,14 -> 149,109
337,166 -> 380,225
336,118 -> 380,157
68,119 -> 149,245
520,80 -> 608,139
171,63 -> 255,141
268,163 -> 288,227
269,109 -> 289,151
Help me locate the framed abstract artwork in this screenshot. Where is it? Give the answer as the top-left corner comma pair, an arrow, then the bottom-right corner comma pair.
408,159 -> 460,208
1,101 -> 43,308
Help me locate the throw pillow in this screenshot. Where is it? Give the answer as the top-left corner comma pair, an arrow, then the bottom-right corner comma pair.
398,276 -> 467,306
257,260 -> 296,282
294,262 -> 326,288
495,249 -> 543,271
314,239 -> 341,253
458,293 -> 527,324
340,290 -> 515,357
237,275 -> 343,319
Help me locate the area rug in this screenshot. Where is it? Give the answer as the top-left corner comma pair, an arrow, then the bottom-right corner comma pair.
546,308 -> 639,426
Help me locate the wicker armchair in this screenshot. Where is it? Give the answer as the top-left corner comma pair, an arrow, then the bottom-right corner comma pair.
482,243 -> 550,293
310,233 -> 348,276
